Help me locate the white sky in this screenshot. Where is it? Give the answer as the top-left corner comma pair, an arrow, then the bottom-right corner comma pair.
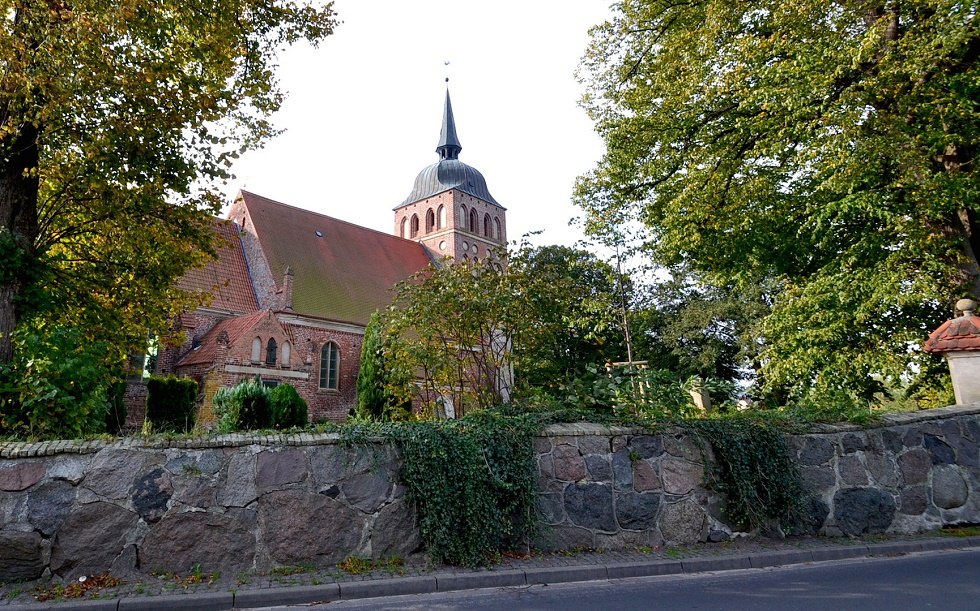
222,0 -> 613,248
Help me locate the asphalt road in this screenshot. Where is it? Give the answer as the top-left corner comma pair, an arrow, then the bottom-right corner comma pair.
279,548 -> 980,611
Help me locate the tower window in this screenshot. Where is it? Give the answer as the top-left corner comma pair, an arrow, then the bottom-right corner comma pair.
426,209 -> 435,233
410,214 -> 419,238
437,205 -> 445,229
400,217 -> 408,238
494,217 -> 502,240
484,214 -> 491,237
251,337 -> 262,362
469,209 -> 478,233
319,342 -> 340,390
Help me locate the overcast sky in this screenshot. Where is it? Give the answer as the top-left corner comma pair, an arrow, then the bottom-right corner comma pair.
222,0 -> 613,247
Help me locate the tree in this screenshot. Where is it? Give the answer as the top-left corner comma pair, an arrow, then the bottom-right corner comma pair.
0,1 -> 336,363
380,245 -> 630,416
576,1 -> 978,402
355,311 -> 411,421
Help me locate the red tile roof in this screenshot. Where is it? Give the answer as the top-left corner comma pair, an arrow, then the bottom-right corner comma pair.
924,314 -> 980,353
179,220 -> 258,314
177,310 -> 275,367
238,191 -> 433,326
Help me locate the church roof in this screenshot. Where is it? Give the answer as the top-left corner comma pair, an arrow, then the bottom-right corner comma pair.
179,220 -> 258,314
238,191 -> 433,326
398,88 -> 502,208
177,310 -> 274,367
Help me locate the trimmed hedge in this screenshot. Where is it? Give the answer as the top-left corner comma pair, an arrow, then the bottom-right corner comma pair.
145,376 -> 198,432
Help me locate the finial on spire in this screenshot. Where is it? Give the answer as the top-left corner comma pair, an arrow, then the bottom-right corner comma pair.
436,87 -> 462,160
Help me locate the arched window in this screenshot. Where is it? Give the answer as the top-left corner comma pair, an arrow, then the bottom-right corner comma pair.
319,342 -> 340,390
410,214 -> 419,238
425,208 -> 435,233
483,214 -> 491,237
400,217 -> 408,238
251,337 -> 262,362
265,338 -> 277,366
437,204 -> 445,229
469,209 -> 478,232
459,205 -> 467,229
494,217 -> 501,240
282,341 -> 291,367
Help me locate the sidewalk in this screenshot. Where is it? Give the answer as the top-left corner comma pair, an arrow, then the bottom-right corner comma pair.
2,532 -> 979,610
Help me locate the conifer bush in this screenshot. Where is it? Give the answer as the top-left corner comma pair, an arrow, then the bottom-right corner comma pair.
269,383 -> 308,428
145,376 -> 198,433
213,379 -> 273,432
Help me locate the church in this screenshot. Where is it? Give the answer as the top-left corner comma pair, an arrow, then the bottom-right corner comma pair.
151,90 -> 508,422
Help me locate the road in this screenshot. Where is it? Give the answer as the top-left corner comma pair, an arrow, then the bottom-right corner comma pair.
268,548 -> 980,610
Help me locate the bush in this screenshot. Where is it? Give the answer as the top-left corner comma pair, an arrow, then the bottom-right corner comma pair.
145,376 -> 198,433
212,379 -> 272,432
0,324 -> 115,440
269,384 -> 308,428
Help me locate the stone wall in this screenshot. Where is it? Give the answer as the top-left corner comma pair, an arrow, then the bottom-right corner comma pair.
533,405 -> 980,550
1,405 -> 977,583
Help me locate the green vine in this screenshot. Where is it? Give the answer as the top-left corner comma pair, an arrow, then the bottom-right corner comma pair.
683,417 -> 804,529
341,410 -> 538,567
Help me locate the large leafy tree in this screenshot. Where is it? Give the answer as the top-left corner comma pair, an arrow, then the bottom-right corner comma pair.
0,0 -> 336,366
576,0 -> 978,402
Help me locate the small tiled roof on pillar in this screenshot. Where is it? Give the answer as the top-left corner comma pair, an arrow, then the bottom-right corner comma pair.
924,299 -> 980,353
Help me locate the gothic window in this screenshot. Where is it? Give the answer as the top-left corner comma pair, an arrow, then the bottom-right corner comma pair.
400,217 -> 408,238
437,204 -> 446,229
265,338 -> 277,366
319,342 -> 340,390
410,214 -> 419,238
460,205 -> 467,228
251,337 -> 262,362
483,214 -> 491,237
494,217 -> 502,240
425,209 -> 435,233
469,209 -> 478,232
282,341 -> 291,367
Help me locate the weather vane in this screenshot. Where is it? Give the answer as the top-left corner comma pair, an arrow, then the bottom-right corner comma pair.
444,60 -> 450,84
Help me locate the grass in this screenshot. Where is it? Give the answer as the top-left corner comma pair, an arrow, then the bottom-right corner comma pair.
940,526 -> 980,537
336,556 -> 405,576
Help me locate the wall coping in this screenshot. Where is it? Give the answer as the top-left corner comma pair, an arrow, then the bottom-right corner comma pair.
3,404 -> 978,459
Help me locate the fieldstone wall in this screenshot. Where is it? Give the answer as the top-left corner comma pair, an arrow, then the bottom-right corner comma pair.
533,405 -> 980,550
1,405 -> 978,583
0,436 -> 418,582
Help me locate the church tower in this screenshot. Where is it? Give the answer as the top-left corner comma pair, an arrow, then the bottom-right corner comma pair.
394,89 -> 507,263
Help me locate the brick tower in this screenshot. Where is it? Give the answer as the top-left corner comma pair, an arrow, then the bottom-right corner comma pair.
394,88 -> 507,264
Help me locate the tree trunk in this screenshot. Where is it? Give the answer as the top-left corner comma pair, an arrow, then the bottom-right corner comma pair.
957,207 -> 980,300
0,122 -> 40,365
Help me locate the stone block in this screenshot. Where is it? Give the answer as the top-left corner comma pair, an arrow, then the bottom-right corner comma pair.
633,459 -> 661,492
899,485 -> 928,515
576,436 -> 610,455
0,462 -> 46,492
83,450 -> 145,499
660,500 -> 707,544
630,435 -> 665,459
258,490 -> 362,565
611,449 -> 633,490
833,488 -> 896,536
26,480 -> 76,536
532,524 -> 594,552
880,428 -> 905,454
898,449 -> 931,485
584,454 -> 612,482
800,465 -> 836,493
799,437 -> 835,466
932,465 -> 969,509
661,458 -> 702,495
141,508 -> 257,575
553,444 -> 587,482
616,491 -> 661,530
923,435 -> 955,465
132,467 -> 173,523
342,469 -> 393,513
218,451 -> 257,507
841,433 -> 867,454
838,454 -> 868,486
865,452 -> 899,488
563,482 -> 615,531
537,493 -> 565,525
371,499 -> 420,557
0,530 -> 43,581
664,432 -> 701,462
50,501 -> 138,578
256,448 -> 308,491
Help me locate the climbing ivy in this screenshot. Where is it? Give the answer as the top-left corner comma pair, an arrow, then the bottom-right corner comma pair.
342,410 -> 538,567
683,417 -> 804,529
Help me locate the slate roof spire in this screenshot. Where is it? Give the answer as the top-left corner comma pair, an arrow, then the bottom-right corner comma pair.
436,86 -> 462,160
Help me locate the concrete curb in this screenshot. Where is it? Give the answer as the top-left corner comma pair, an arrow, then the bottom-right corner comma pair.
4,538 -> 979,610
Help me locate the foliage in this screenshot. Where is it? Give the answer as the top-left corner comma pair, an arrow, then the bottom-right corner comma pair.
145,376 -> 198,433
0,322 -> 115,439
212,379 -> 272,432
576,0 -> 977,404
684,417 -> 804,529
355,311 -> 411,421
0,0 -> 337,391
343,410 -> 538,567
269,383 -> 308,428
381,244 -> 629,416
559,364 -> 736,420
104,379 -> 128,435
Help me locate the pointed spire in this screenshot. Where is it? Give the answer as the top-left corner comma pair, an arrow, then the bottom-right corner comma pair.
436,87 -> 462,160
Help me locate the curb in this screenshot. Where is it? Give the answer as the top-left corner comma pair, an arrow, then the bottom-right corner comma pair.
4,538 -> 979,610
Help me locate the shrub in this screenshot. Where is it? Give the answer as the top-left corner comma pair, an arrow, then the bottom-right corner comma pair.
145,376 -> 198,433
212,379 -> 272,432
0,324 -> 114,440
269,384 -> 308,428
